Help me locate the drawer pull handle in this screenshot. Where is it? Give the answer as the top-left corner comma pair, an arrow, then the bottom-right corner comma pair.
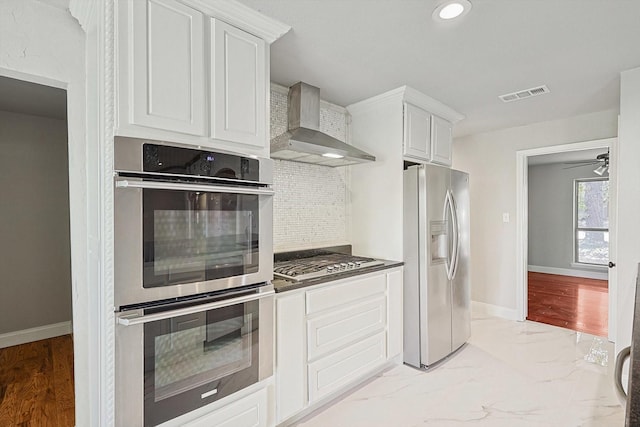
201,388 -> 218,399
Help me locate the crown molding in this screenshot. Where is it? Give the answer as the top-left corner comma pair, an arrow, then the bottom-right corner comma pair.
181,0 -> 290,43
69,0 -> 98,32
403,86 -> 465,123
347,86 -> 465,123
346,86 -> 406,115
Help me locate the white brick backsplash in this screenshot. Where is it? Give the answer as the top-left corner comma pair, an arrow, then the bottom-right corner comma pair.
270,88 -> 350,251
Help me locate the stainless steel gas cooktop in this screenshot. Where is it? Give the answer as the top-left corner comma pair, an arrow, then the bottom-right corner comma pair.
273,253 -> 384,282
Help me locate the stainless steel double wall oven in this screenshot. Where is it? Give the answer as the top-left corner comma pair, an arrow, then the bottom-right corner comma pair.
114,137 -> 274,426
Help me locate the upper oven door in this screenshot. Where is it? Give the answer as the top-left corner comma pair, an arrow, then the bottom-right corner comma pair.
115,178 -> 274,308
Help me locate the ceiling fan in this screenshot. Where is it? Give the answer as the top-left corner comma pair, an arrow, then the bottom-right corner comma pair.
563,151 -> 609,175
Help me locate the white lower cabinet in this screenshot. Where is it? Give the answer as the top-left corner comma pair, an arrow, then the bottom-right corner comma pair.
308,332 -> 386,403
275,267 -> 403,425
182,386 -> 269,427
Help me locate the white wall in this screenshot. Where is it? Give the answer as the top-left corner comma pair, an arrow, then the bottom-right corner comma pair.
0,110 -> 72,335
452,109 -> 618,310
348,96 -> 404,262
270,86 -> 351,251
616,67 -> 640,354
528,162 -> 609,277
0,0 -> 94,424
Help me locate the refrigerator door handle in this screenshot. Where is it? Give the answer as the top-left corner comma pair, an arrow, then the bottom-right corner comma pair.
443,193 -> 451,279
444,190 -> 458,280
449,192 -> 460,279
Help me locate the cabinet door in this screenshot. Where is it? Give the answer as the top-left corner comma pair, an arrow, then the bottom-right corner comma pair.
387,268 -> 403,359
131,0 -> 206,135
403,103 -> 431,161
275,292 -> 306,423
211,19 -> 267,148
431,115 -> 453,166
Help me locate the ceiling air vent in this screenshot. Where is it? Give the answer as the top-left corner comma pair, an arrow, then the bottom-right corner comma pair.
499,85 -> 550,103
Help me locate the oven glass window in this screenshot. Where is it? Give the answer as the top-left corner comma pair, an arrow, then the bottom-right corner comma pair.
143,190 -> 259,288
143,300 -> 259,427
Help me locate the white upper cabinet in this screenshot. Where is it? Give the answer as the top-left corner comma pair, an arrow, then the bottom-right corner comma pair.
403,102 -> 431,162
131,0 -> 206,135
211,19 -> 266,148
117,0 -> 290,156
347,87 -> 463,261
430,114 -> 453,166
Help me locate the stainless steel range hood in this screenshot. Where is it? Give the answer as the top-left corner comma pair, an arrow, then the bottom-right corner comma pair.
271,82 -> 375,167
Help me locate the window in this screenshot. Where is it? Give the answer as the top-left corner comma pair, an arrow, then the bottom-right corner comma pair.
574,178 -> 609,266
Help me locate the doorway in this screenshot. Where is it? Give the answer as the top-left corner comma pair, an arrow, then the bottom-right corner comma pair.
515,137 -> 617,342
526,150 -> 610,336
0,75 -> 75,425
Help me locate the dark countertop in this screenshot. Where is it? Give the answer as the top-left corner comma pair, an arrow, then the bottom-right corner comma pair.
272,259 -> 403,293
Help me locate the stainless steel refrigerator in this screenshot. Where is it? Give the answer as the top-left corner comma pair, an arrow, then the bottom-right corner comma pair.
403,164 -> 470,369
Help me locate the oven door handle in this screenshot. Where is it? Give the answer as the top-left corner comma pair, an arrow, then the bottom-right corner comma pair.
117,289 -> 275,326
115,179 -> 275,196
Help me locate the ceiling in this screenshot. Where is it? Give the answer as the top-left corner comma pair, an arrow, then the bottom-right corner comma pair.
238,0 -> 640,137
0,76 -> 67,120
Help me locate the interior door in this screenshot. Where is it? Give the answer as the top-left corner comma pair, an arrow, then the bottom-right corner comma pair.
450,170 -> 471,351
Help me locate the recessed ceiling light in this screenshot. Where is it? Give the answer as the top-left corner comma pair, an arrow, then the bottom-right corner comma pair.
433,0 -> 472,22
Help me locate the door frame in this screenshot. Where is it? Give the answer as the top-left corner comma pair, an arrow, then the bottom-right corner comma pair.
515,137 -> 617,342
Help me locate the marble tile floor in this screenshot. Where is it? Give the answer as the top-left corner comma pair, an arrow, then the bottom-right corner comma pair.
294,314 -> 624,427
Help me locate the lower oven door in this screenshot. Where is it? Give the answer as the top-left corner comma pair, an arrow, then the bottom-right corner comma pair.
115,287 -> 274,427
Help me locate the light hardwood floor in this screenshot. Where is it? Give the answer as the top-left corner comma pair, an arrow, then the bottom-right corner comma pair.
527,271 -> 608,337
0,335 -> 74,427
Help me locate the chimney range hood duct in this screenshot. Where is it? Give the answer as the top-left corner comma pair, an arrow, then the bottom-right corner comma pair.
271,82 -> 375,167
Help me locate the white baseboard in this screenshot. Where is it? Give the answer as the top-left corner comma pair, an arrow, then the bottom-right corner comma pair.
528,265 -> 608,281
472,301 -> 519,321
0,321 -> 72,349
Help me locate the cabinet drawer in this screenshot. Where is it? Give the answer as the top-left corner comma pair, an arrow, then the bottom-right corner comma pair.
182,387 -> 268,427
307,296 -> 386,360
308,332 -> 386,403
306,273 -> 386,315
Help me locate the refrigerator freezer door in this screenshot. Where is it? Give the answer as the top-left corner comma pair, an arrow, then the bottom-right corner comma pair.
450,170 -> 471,352
403,167 -> 422,368
421,165 -> 452,366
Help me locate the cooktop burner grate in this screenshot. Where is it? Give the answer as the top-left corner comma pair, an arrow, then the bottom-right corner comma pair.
273,253 -> 384,282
